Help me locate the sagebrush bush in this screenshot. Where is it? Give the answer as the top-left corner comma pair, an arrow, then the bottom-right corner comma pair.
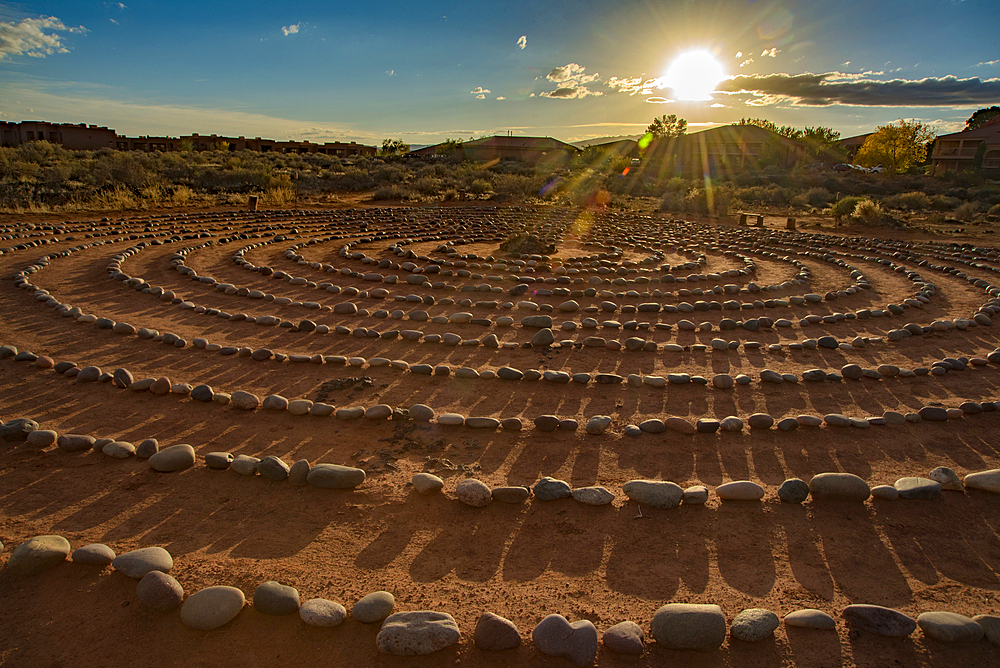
988,203 -> 1000,217
852,199 -> 883,224
882,191 -> 931,210
830,196 -> 865,218
955,201 -> 981,221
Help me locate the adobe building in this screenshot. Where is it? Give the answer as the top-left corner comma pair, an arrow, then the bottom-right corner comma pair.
642,124 -> 808,177
931,121 -> 1000,177
1,121 -> 116,150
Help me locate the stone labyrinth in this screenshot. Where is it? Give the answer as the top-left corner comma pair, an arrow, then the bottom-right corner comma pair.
2,205 -> 1000,664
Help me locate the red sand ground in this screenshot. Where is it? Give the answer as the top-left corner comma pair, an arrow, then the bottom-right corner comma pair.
1,204 -> 999,667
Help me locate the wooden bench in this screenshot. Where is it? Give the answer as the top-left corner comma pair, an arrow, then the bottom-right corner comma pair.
739,213 -> 764,227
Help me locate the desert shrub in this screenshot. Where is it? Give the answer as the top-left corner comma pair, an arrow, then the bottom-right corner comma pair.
852,199 -> 883,224
954,201 -> 981,221
804,187 -> 833,207
372,184 -> 416,200
468,178 -> 493,195
412,176 -> 444,196
262,186 -> 296,205
930,194 -> 962,211
87,186 -> 142,210
989,203 -> 1000,217
830,196 -> 865,218
882,191 -> 931,210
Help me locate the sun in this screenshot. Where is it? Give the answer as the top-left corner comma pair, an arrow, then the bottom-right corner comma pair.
662,50 -> 726,101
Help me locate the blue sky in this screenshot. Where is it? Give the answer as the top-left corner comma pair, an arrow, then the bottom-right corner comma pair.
1,0 -> 998,145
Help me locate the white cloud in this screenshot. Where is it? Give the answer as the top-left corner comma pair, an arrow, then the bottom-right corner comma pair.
109,18 -> 118,25
740,58 -> 754,68
516,35 -> 526,49
386,69 -> 394,76
539,63 -> 602,99
606,75 -> 664,96
496,96 -> 506,100
546,63 -> 599,85
735,51 -> 742,59
761,47 -> 780,58
476,94 -> 485,99
975,59 -> 1000,67
118,2 -> 127,9
645,97 -> 674,104
540,86 -> 602,99
470,86 -> 490,95
0,16 -> 86,60
281,23 -> 300,36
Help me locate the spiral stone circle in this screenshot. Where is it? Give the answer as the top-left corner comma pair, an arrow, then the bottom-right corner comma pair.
2,205 -> 1000,664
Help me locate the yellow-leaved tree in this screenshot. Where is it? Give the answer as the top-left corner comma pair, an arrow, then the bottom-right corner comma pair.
855,119 -> 936,175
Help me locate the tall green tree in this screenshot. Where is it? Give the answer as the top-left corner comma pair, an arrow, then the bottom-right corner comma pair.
645,114 -> 687,139
965,106 -> 1000,131
854,119 -> 936,175
378,138 -> 410,157
738,117 -> 803,140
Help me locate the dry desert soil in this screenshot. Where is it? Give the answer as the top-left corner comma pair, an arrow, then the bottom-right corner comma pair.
1,202 -> 999,667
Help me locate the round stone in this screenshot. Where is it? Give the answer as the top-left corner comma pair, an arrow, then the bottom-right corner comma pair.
71,543 -> 115,565
412,473 -> 444,494
917,611 -> 984,643
492,486 -> 530,504
180,586 -> 246,630
1,418 -> 39,442
307,464 -> 365,489
376,611 -> 461,656
622,480 -> 683,509
456,479 -> 492,507
352,590 -> 395,623
112,546 -> 173,579
651,603 -> 727,650
532,614 -> 598,667
253,581 -> 300,615
602,621 -> 644,655
571,486 -> 615,505
299,598 -> 347,627
136,571 -> 184,611
148,444 -> 196,472
747,413 -> 774,429
731,608 -> 780,642
809,472 -> 871,502
533,477 -> 572,500
784,609 -> 836,630
474,611 -> 522,650
7,535 -> 70,575
778,478 -> 810,504
257,455 -> 290,481
25,429 -> 57,447
716,480 -> 765,501
842,604 -> 916,637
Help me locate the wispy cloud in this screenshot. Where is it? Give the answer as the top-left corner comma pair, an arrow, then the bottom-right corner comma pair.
716,72 -> 1000,107
761,47 -> 780,58
516,35 -> 526,50
739,58 -> 754,68
645,97 -> 674,104
281,23 -> 300,36
0,16 -> 87,60
975,59 -> 1000,67
385,69 -> 394,76
109,18 -> 118,25
496,96 -> 506,100
735,51 -> 742,59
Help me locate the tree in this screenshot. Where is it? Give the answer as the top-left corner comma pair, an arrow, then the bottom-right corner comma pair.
854,119 -> 936,175
435,138 -> 463,157
645,114 -> 687,139
965,106 -> 1000,131
379,138 -> 410,157
738,117 -> 806,140
800,126 -> 844,161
